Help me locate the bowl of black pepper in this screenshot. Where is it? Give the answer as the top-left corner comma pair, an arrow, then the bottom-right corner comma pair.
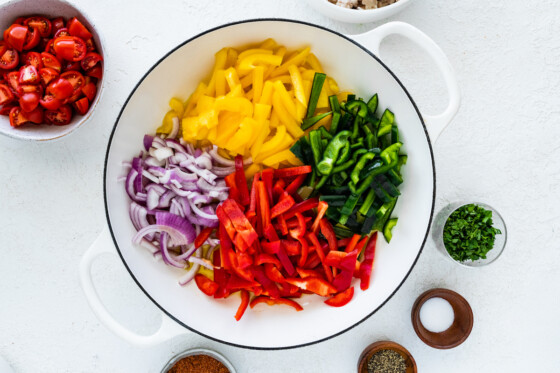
161,348 -> 235,373
358,341 -> 417,373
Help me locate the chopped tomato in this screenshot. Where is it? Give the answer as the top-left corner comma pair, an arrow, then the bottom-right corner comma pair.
23,52 -> 43,69
85,38 -> 96,52
50,17 -> 65,36
249,296 -> 303,312
0,102 -> 17,116
81,81 -> 96,101
0,46 -> 19,70
85,64 -> 102,79
22,27 -> 40,50
62,60 -> 81,72
39,94 -> 62,110
0,42 -> 6,57
0,84 -> 14,105
9,106 -> 31,127
44,39 -> 56,55
194,274 -> 219,297
47,78 -> 73,99
41,52 -> 61,72
53,36 -> 86,61
17,84 -> 43,96
5,71 -> 20,92
73,96 -> 88,115
54,28 -> 70,38
44,103 -> 72,125
60,70 -> 85,95
5,24 -> 28,52
324,287 -> 354,307
19,92 -> 39,112
67,17 -> 92,40
18,65 -> 39,84
24,17 -> 52,37
39,67 -> 59,86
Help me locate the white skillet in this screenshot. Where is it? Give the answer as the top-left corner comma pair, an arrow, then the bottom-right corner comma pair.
80,19 -> 460,349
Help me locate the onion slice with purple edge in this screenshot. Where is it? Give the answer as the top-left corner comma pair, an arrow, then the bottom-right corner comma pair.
122,133 -> 230,286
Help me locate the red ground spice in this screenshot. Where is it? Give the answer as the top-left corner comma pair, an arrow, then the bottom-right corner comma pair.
167,354 -> 230,373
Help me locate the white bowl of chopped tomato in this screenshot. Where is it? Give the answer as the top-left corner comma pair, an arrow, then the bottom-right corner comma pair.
306,0 -> 415,24
0,0 -> 104,141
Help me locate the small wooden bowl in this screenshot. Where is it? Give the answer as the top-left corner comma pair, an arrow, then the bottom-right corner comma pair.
358,341 -> 417,373
411,288 -> 473,349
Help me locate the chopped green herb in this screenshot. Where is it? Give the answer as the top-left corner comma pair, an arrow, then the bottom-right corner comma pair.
443,204 -> 502,262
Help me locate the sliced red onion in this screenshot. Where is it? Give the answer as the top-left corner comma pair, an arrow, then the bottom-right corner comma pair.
212,166 -> 235,176
197,178 -> 228,193
146,188 -> 161,211
158,191 -> 176,208
145,156 -> 165,167
210,146 -> 253,166
160,232 -> 185,268
205,245 -> 219,260
188,256 -> 214,270
169,116 -> 180,139
143,135 -> 154,151
150,147 -> 173,161
156,212 -> 196,245
165,138 -> 187,153
142,169 -> 160,184
125,169 -> 147,203
188,199 -> 218,221
139,238 -> 159,255
195,154 -> 212,170
151,136 -> 167,148
185,163 -> 217,185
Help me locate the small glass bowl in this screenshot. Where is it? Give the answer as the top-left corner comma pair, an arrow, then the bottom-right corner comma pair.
431,202 -> 507,267
160,348 -> 236,373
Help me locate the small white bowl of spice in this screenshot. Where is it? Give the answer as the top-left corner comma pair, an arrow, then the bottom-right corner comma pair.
306,0 -> 414,23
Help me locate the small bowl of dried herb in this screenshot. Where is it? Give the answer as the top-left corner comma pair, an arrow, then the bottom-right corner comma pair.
358,341 -> 417,373
432,202 -> 507,267
161,348 -> 235,373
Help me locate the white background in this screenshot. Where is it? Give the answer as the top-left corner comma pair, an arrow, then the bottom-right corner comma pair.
1,0 -> 559,372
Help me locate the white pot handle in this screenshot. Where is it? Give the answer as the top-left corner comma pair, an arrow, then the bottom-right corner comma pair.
351,22 -> 461,142
79,226 -> 188,346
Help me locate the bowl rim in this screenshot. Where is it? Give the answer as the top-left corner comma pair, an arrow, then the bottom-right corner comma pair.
160,348 -> 236,373
309,0 -> 413,13
0,0 -> 106,142
437,201 -> 507,268
103,17 -> 436,350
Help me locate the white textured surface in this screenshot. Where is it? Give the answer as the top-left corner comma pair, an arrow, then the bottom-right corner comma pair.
0,0 -> 559,372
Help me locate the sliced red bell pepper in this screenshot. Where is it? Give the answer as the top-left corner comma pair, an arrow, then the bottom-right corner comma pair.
216,205 -> 237,243
270,193 -> 295,219
296,236 -> 309,268
253,267 -> 280,299
249,296 -> 303,311
355,236 -> 369,255
224,173 -> 240,204
337,237 -> 351,248
236,251 -> 253,269
319,218 -> 338,252
278,213 -> 289,236
234,155 -> 250,206
235,290 -> 250,321
359,232 -> 377,291
289,212 -> 307,240
278,283 -> 302,298
272,179 -> 286,201
212,248 -> 229,299
285,277 -> 337,297
218,223 -> 234,270
264,263 -> 285,283
222,199 -> 258,249
311,201 -> 329,233
273,165 -> 312,179
296,267 -> 323,279
283,198 -> 319,220
276,244 -> 296,276
285,174 -> 307,196
261,168 -> 274,205
307,231 -> 333,282
303,252 -> 321,269
256,181 -> 270,230
261,240 -> 281,255
246,172 -> 260,219
194,274 -> 219,296
263,224 -> 280,242
324,286 -> 354,307
331,249 -> 358,292
194,227 -> 214,249
255,253 -> 282,267
344,234 -> 361,253
281,240 -> 300,256
225,274 -> 260,292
